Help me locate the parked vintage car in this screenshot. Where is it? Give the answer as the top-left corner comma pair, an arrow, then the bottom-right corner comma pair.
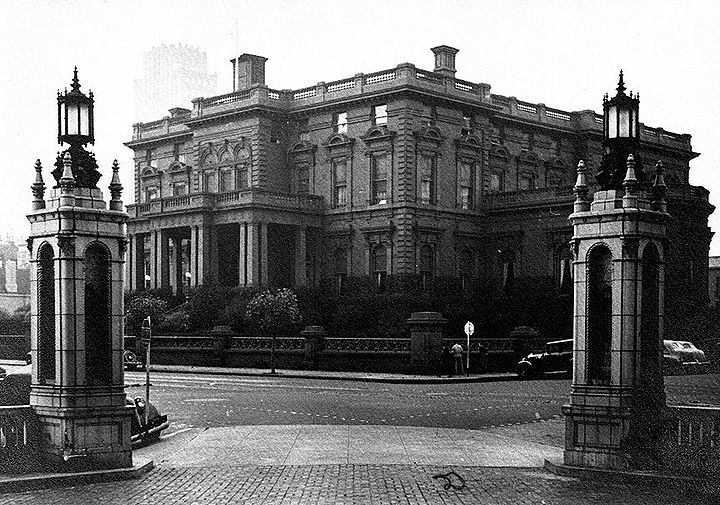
663,340 -> 710,374
516,338 -> 573,378
0,364 -> 168,444
124,349 -> 144,371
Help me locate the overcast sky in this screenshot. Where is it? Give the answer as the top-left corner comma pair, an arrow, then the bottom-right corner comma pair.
2,0 -> 719,253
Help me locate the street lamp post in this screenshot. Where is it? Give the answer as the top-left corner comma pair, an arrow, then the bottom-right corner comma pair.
184,271 -> 192,300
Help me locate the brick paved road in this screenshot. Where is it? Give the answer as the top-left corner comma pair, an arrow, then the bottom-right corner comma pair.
1,465 -> 715,505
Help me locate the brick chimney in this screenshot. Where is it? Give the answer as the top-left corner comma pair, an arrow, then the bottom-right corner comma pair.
431,45 -> 459,77
231,54 -> 268,91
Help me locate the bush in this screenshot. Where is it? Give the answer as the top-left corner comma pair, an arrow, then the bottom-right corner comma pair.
125,293 -> 168,336
0,304 -> 30,335
154,310 -> 190,334
245,288 -> 302,335
184,284 -> 234,331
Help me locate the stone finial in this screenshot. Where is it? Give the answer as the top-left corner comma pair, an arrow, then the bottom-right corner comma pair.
623,154 -> 638,188
616,70 -> 626,95
109,159 -> 124,210
652,160 -> 668,212
59,151 -> 75,189
31,159 -> 46,210
573,160 -> 590,212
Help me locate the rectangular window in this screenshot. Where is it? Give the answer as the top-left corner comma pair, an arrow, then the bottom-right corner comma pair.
204,172 -> 218,193
145,185 -> 159,202
173,143 -> 185,163
297,163 -> 310,194
333,158 -> 348,207
461,114 -> 473,136
371,153 -> 389,205
145,149 -> 157,168
172,181 -> 187,196
459,161 -> 474,209
237,164 -> 249,189
220,168 -> 234,192
334,112 -> 348,134
299,131 -> 310,142
373,104 -> 387,125
489,173 -> 501,193
421,105 -> 437,126
419,154 -> 436,205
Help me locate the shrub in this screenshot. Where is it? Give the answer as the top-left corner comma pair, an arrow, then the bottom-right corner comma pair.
245,288 -> 302,336
184,284 -> 234,331
154,310 -> 190,334
0,304 -> 30,335
125,293 -> 168,336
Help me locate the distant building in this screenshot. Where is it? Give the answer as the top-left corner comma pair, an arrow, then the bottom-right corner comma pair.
134,44 -> 217,122
709,257 -> 720,305
0,239 -> 30,312
124,46 -> 713,335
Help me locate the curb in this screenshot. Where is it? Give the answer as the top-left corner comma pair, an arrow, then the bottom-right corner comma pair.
147,366 -> 521,384
543,458 -> 712,488
0,458 -> 154,494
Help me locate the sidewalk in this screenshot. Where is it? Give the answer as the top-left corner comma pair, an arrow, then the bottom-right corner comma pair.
145,363 -> 519,384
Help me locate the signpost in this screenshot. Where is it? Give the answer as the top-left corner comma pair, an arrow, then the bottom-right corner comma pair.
464,321 -> 474,376
140,316 -> 152,426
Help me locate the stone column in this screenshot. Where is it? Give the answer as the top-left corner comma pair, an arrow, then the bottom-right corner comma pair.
125,234 -> 134,292
246,222 -> 260,285
259,222 -> 268,285
149,230 -> 159,289
295,226 -> 307,287
238,223 -> 247,286
190,226 -> 199,287
4,258 -> 18,293
159,230 -> 170,290
406,311 -> 446,374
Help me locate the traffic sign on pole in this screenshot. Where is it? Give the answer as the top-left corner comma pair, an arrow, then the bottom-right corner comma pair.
464,321 -> 474,375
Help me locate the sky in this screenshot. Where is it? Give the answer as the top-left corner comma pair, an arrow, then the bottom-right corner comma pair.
1,0 -> 719,252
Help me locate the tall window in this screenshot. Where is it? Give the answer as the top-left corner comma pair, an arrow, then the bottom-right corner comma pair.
37,244 -> 55,384
145,185 -> 159,202
173,143 -> 185,163
332,158 -> 348,207
145,149 -> 157,168
204,171 -> 218,193
334,111 -> 348,134
461,114 -> 473,136
371,153 -> 389,204
557,247 -> 572,295
419,155 -> 436,205
297,163 -> 310,194
143,235 -> 151,289
419,245 -> 434,291
373,104 -> 387,125
372,244 -> 388,291
458,248 -> 474,291
172,181 -> 188,196
501,251 -> 515,293
220,168 -> 234,192
421,105 -> 437,126
334,248 -> 347,294
85,243 -> 111,387
459,161 -> 474,209
489,173 -> 502,193
237,163 -> 249,189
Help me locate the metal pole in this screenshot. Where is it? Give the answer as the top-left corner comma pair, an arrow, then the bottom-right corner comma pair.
144,316 -> 151,427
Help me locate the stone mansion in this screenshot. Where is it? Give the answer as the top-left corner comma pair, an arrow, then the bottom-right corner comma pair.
124,45 -> 713,313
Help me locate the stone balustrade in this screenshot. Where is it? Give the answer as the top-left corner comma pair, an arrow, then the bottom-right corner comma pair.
127,189 -> 324,218
0,406 -> 41,474
661,404 -> 720,478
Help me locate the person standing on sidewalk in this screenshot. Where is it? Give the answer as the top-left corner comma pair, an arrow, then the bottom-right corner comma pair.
451,341 -> 465,375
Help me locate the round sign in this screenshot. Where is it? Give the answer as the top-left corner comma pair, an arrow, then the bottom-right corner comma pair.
464,321 -> 474,336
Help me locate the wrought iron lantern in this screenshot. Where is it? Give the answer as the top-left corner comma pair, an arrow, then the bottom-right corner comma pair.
57,67 -> 94,147
603,70 -> 639,143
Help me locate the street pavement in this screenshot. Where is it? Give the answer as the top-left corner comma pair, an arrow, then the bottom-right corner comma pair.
0,366 -> 717,504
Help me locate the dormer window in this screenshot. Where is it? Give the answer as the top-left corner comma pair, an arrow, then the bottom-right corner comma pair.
334,112 -> 348,134
373,104 -> 387,126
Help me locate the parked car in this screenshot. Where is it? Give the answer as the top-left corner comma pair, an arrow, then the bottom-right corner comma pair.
0,364 -> 168,444
663,340 -> 710,374
124,349 -> 144,371
516,338 -> 573,378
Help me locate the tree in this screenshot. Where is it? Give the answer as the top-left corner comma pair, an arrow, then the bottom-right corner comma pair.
125,293 -> 168,336
245,288 -> 302,373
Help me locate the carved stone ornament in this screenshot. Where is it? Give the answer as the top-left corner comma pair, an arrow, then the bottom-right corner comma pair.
57,236 -> 76,257
26,237 -> 33,253
118,238 -> 129,256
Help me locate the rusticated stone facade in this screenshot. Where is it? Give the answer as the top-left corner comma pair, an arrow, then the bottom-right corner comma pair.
125,46 -> 713,331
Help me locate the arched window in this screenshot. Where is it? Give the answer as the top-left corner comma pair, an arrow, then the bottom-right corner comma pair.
37,244 -> 55,384
333,248 -> 347,294
84,242 -> 112,386
587,245 -> 612,385
372,245 -> 388,292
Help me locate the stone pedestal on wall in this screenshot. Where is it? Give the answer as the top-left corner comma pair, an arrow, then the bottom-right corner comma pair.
407,312 -> 446,374
27,156 -> 132,471
562,158 -> 668,471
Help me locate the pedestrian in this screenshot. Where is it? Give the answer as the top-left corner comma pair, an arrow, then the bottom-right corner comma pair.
451,341 -> 465,375
440,344 -> 452,377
